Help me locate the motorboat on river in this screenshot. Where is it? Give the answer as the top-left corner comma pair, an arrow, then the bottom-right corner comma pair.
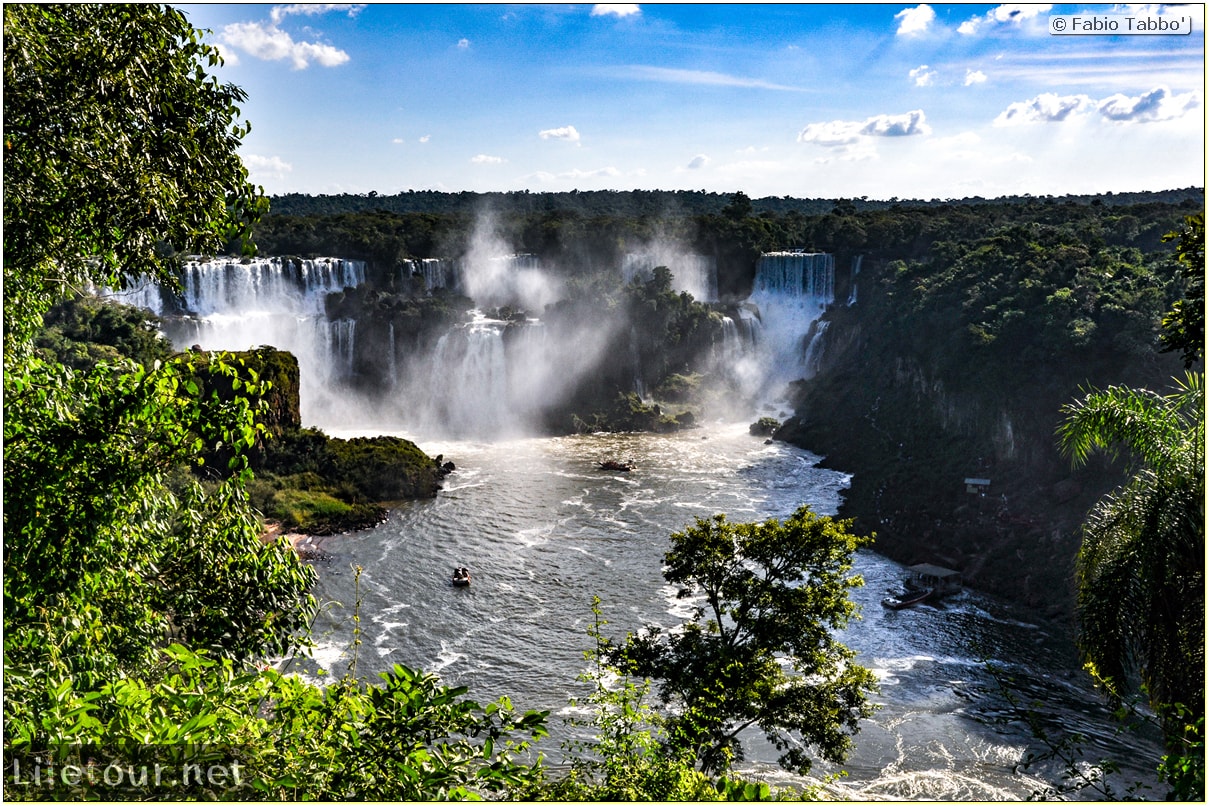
882,587 -> 934,609
598,460 -> 633,472
882,563 -> 963,609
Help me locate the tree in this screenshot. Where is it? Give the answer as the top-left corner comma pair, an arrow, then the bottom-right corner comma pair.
2,0 -> 313,765
1057,372 -> 1204,744
607,506 -> 878,775
3,3 -> 266,359
1159,213 -> 1205,369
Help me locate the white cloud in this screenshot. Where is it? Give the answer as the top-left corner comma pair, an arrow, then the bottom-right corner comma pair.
686,154 -> 710,169
563,166 -> 621,178
243,154 -> 293,180
270,4 -> 364,25
212,42 -> 241,66
994,92 -> 1093,125
799,110 -> 931,148
798,120 -> 865,147
990,4 -> 1051,23
591,4 -> 641,17
219,20 -> 350,69
1096,86 -> 1199,122
623,65 -> 804,92
861,109 -> 932,137
539,125 -> 581,143
909,65 -> 936,87
895,4 -> 936,35
992,87 -> 1197,126
959,4 -> 1052,35
965,69 -> 988,86
471,154 -> 506,164
392,137 -> 404,144
419,135 -> 431,143
457,38 -> 470,49
528,166 -> 622,181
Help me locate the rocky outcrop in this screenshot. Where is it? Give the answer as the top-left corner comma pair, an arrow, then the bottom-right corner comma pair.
776,265 -> 1186,620
198,347 -> 454,535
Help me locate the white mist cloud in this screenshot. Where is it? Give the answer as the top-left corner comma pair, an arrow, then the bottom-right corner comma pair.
270,4 -> 364,24
457,38 -> 470,49
995,93 -> 1092,125
1097,86 -> 1199,123
895,4 -> 936,35
243,154 -> 293,180
562,166 -> 621,178
910,65 -> 936,87
525,166 -> 621,182
419,134 -> 431,143
965,69 -> 988,86
959,3 -> 1052,35
799,110 -> 931,146
219,20 -> 351,69
471,154 -> 506,164
862,109 -> 931,137
622,65 -> 804,92
797,120 -> 864,147
990,89 -> 1191,126
686,154 -> 710,169
591,4 -> 641,17
539,125 -> 581,143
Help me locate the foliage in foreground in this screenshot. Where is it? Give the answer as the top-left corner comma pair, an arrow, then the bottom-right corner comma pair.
5,642 -> 548,801
515,599 -> 817,802
607,506 -> 878,775
2,3 -> 265,359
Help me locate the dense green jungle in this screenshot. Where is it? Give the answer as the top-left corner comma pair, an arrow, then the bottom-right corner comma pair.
3,4 -> 1202,801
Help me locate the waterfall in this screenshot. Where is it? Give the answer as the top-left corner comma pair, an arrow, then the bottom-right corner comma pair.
387,322 -> 398,385
426,315 -> 511,437
752,251 -> 835,301
802,320 -> 830,373
416,258 -> 453,292
96,275 -> 170,315
420,310 -> 552,438
731,251 -> 835,407
629,325 -> 647,400
136,256 -> 369,424
848,254 -> 863,306
718,316 -> 742,366
175,257 -> 365,317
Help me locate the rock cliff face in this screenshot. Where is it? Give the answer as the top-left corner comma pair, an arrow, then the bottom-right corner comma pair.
776,264 -> 1186,620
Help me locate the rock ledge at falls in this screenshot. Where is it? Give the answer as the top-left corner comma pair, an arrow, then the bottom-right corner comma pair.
197,346 -> 454,537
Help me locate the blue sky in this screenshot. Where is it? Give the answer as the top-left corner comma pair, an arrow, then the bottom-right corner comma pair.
176,3 -> 1205,199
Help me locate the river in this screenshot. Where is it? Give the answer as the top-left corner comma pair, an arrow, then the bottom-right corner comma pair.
288,420 -> 1165,801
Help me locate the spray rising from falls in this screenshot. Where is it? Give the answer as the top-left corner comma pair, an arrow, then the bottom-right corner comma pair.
622,247 -> 717,302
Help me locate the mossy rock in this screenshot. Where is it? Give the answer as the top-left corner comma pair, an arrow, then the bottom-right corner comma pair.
327,435 -> 444,500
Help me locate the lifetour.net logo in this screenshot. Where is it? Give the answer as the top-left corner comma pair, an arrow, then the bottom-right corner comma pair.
4,746 -> 247,798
